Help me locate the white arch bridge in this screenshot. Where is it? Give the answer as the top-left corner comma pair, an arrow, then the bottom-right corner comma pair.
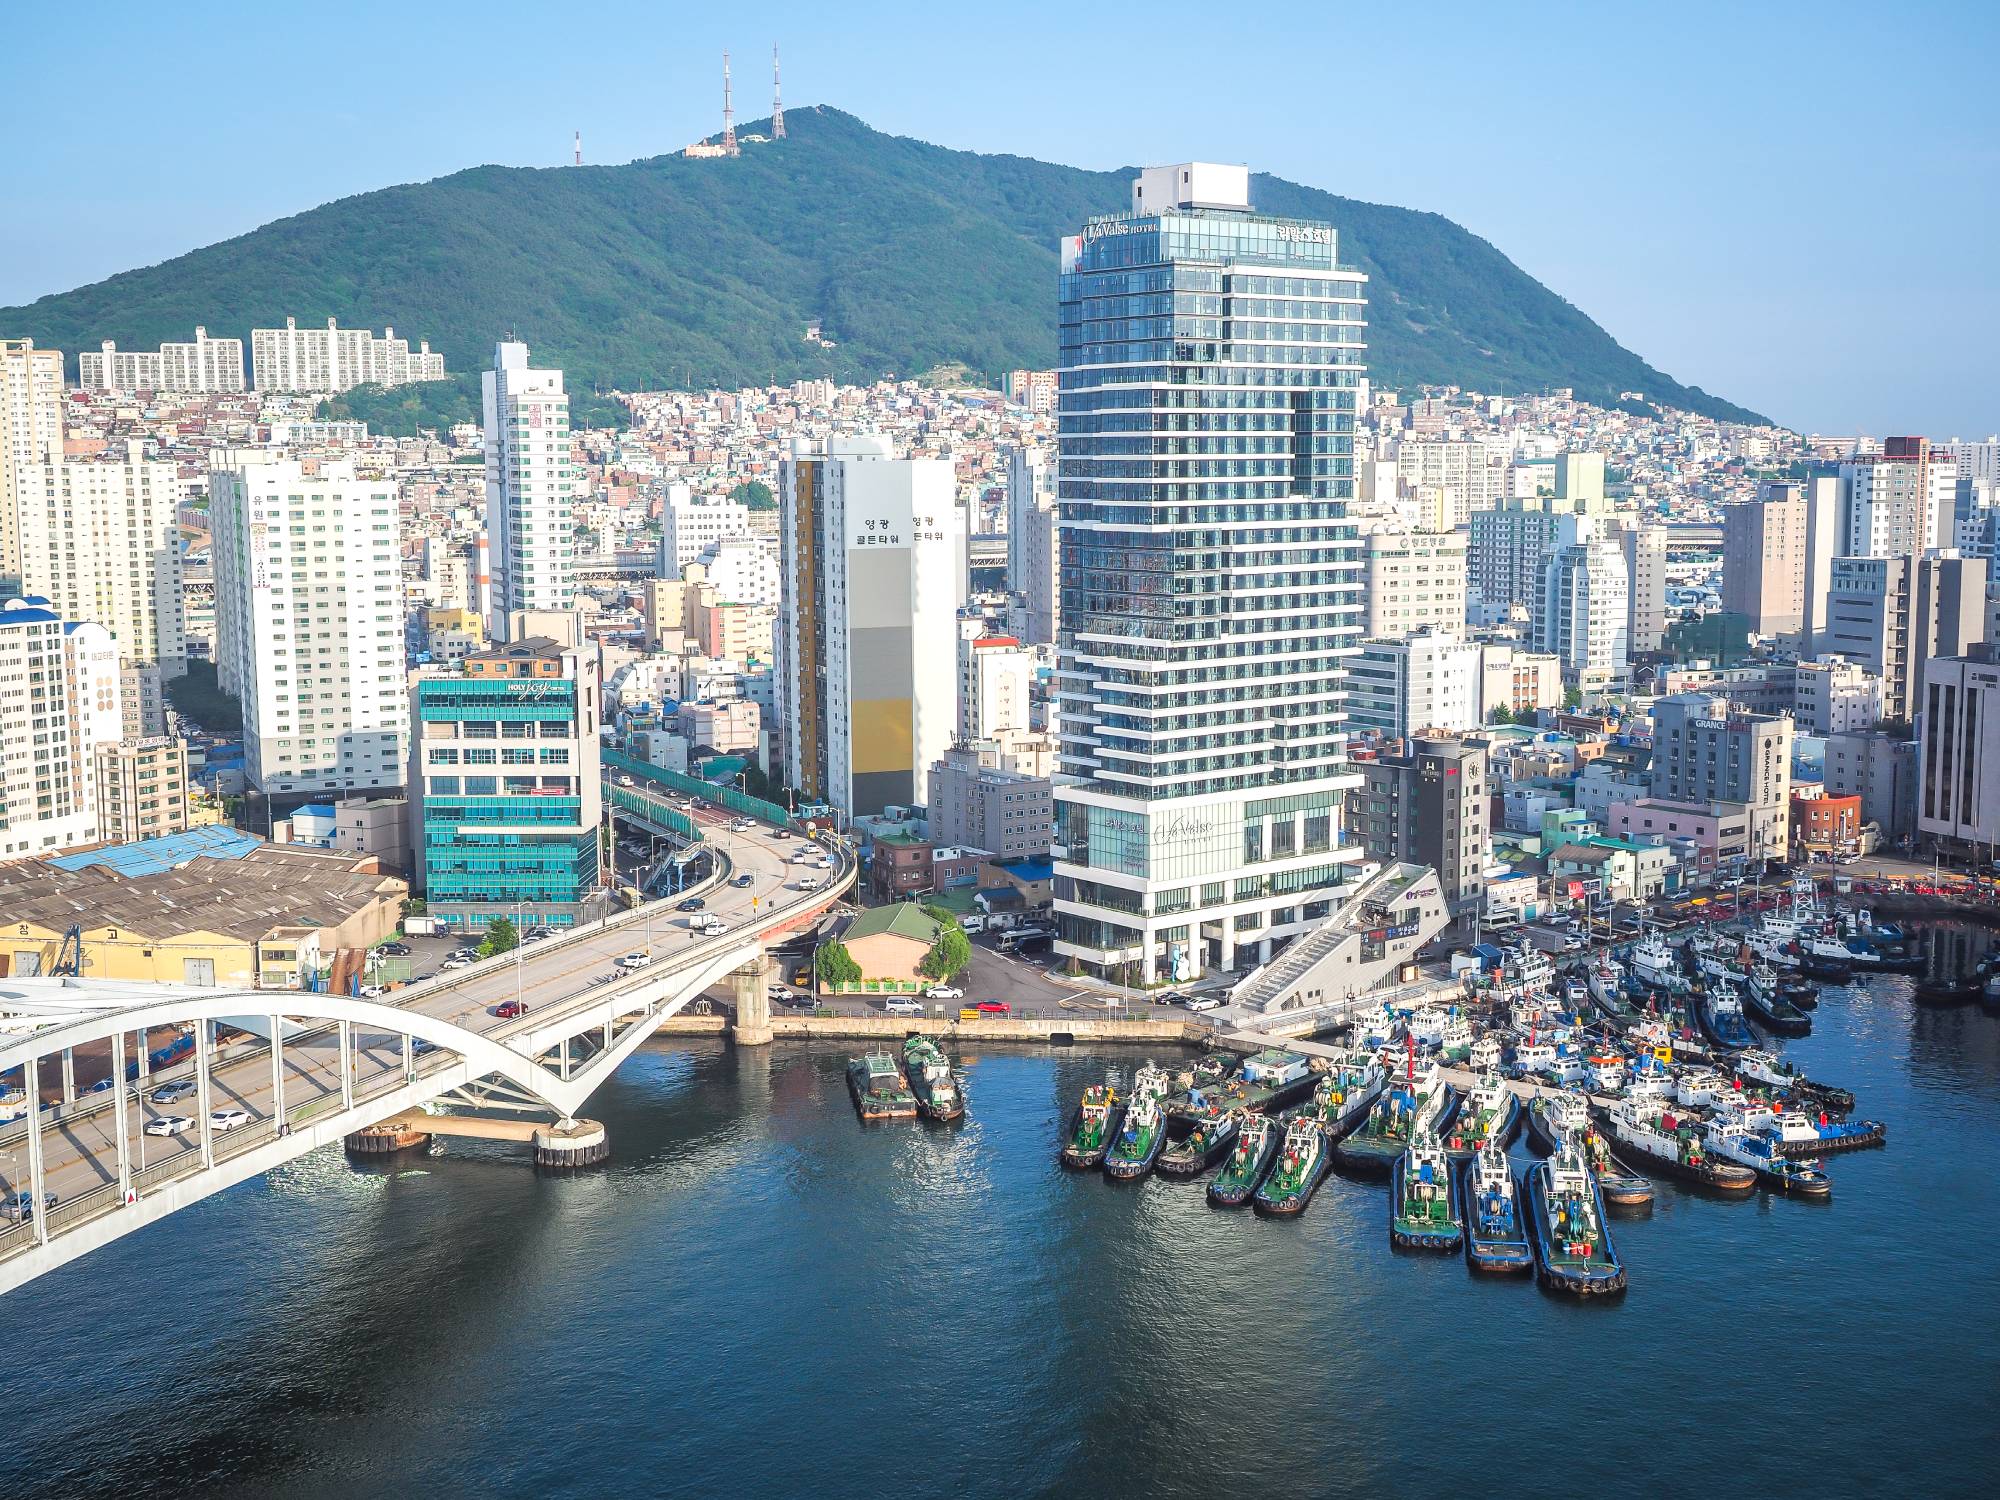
0,821 -> 851,1296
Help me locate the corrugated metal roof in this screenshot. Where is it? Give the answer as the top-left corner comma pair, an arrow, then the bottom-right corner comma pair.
48,826 -> 261,876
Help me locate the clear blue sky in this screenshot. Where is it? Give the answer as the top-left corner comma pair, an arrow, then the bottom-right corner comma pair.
3,0 -> 1994,436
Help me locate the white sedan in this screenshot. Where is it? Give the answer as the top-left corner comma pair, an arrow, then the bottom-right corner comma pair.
924,985 -> 964,1000
209,1108 -> 251,1133
143,1114 -> 193,1137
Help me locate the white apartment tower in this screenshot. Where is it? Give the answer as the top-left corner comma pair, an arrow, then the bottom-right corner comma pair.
251,318 -> 446,393
1842,437 -> 1957,557
210,454 -> 409,797
660,485 -> 752,576
483,342 -> 575,636
1004,446 -> 1059,644
959,629 -> 1036,742
0,339 -> 65,591
0,599 -> 123,860
79,327 -> 247,393
1535,518 -> 1630,684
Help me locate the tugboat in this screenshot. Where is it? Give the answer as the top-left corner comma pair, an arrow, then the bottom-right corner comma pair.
1694,979 -> 1756,1051
1704,1125 -> 1833,1197
1443,1074 -> 1520,1160
1305,1048 -> 1387,1143
1334,1062 -> 1455,1177
1157,1110 -> 1239,1179
1103,1065 -> 1171,1180
1742,967 -> 1813,1036
1793,930 -> 1858,982
847,1053 -> 918,1121
1060,1083 -> 1123,1168
1207,1111 -> 1281,1207
1389,1130 -> 1463,1252
1763,1109 -> 1886,1156
1526,1139 -> 1628,1295
1164,1047 -> 1317,1125
899,1034 -> 964,1121
1253,1116 -> 1330,1216
1733,1049 -> 1856,1115
1603,1099 -> 1756,1194
1463,1140 -> 1533,1274
1627,933 -> 1682,990
1526,1096 -> 1655,1208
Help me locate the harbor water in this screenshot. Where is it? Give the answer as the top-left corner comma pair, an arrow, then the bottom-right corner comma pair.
5,965 -> 1998,1498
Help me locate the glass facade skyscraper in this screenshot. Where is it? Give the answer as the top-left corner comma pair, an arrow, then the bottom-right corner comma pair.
1051,163 -> 1369,983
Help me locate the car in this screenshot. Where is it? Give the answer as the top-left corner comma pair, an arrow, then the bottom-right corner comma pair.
522,928 -> 551,944
772,829 -> 791,840
779,992 -> 816,1010
209,1108 -> 251,1133
143,1115 -> 192,1137
488,1000 -> 528,1019
411,1039 -> 440,1057
976,1000 -> 1011,1015
439,957 -> 472,972
677,897 -> 706,913
796,877 -> 822,892
1155,990 -> 1192,1007
923,985 -> 964,1000
152,1081 -> 195,1105
1187,997 -> 1223,1014
379,941 -> 412,957
88,1078 -> 114,1094
449,946 -> 481,960
358,984 -> 386,999
617,953 -> 648,971
884,998 -> 925,1016
1561,935 -> 1586,952
731,874 -> 755,888
2,1192 -> 58,1223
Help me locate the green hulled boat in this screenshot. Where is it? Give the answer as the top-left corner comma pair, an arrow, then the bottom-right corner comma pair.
847,1052 -> 917,1121
899,1034 -> 964,1121
1158,1111 -> 1238,1179
1390,1130 -> 1463,1251
1333,1064 -> 1455,1177
1104,1064 -> 1171,1181
1061,1083 -> 1123,1168
1443,1074 -> 1519,1160
1207,1112 -> 1280,1207
1253,1116 -> 1329,1216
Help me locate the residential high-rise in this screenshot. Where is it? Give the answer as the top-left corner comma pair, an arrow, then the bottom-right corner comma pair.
1801,473 -> 1847,651
1346,734 -> 1488,919
1394,440 -> 1501,528
1468,497 -> 1568,623
0,339 -> 64,592
1649,692 -> 1794,859
1358,526 -> 1467,638
251,317 -> 445,393
929,745 -> 1054,862
1841,436 -> 1956,556
1552,452 -> 1608,507
1052,163 -> 1369,981
1617,520 -> 1668,653
94,737 -> 192,845
1721,483 -> 1809,636
1004,446 -> 1058,644
959,630 -> 1035,741
1824,551 -> 1986,722
1535,519 -> 1630,684
483,342 -> 575,635
1792,656 -> 1885,735
776,435 -> 966,817
409,636 -> 603,932
79,327 -> 246,393
1917,643 -> 2000,857
210,454 -> 409,799
0,598 -> 124,860
660,485 -> 752,576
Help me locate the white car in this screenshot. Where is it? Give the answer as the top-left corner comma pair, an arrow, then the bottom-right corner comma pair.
796,877 -> 822,892
924,985 -> 964,1000
617,952 -> 648,971
209,1108 -> 251,1132
883,999 -> 925,1017
358,983 -> 386,998
1187,997 -> 1223,1014
143,1114 -> 193,1137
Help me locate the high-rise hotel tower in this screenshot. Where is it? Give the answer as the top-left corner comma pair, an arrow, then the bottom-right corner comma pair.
1052,164 -> 1369,983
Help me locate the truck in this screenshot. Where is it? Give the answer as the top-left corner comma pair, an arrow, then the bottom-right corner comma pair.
404,915 -> 446,937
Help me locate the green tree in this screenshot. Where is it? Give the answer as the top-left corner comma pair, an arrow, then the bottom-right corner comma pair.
166,660 -> 243,733
815,941 -> 862,989
1489,703 -> 1515,726
730,480 -> 776,512
478,916 -> 519,957
920,925 -> 973,981
1562,686 -> 1583,710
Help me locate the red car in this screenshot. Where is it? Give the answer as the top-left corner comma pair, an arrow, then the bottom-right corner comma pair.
488,1000 -> 527,1019
976,1000 -> 1011,1015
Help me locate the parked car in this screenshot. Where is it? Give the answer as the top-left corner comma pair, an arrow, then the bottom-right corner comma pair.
884,999 -> 925,1016
976,1000 -> 1011,1015
1187,997 -> 1223,1014
209,1108 -> 251,1133
488,1000 -> 528,1019
923,985 -> 964,1000
1156,991 -> 1192,1007
439,957 -> 472,972
379,941 -> 411,957
143,1115 -> 193,1137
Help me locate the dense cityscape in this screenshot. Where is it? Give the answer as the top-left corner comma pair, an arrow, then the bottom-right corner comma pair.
0,14 -> 1995,1498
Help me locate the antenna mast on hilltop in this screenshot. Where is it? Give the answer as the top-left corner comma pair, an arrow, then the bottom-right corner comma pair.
573,129 -> 582,167
772,44 -> 785,139
722,50 -> 738,155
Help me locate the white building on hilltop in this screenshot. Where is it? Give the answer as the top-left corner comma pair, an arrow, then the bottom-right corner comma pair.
251,317 -> 445,393
79,327 -> 246,393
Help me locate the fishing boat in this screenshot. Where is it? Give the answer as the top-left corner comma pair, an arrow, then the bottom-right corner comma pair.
1253,1116 -> 1330,1216
1742,926 -> 1803,971
1763,1109 -> 1886,1157
1793,930 -> 1857,982
1733,1049 -> 1855,1114
1777,970 -> 1820,1010
899,1034 -> 964,1121
1103,1083 -> 1169,1181
1704,1126 -> 1832,1197
1443,1074 -> 1519,1160
1469,1035 -> 1505,1075
1334,1063 -> 1455,1177
1627,933 -> 1682,989
1157,1110 -> 1239,1178
1526,1141 -> 1627,1295
1742,967 -> 1812,1036
1603,1099 -> 1756,1194
1305,1049 -> 1387,1142
1060,1083 -> 1124,1168
1438,1012 -> 1475,1064
1673,1069 -> 1735,1109
1207,1111 -> 1281,1207
1695,980 -> 1755,1050
1389,1130 -> 1463,1252
847,1053 -> 918,1121
1463,1140 -> 1533,1274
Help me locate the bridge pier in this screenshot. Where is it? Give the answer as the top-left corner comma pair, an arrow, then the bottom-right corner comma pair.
345,1123 -> 433,1155
729,953 -> 774,1047
533,1117 -> 609,1168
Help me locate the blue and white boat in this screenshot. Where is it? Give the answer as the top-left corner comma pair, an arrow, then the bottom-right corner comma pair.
1526,1139 -> 1627,1295
1464,1140 -> 1533,1274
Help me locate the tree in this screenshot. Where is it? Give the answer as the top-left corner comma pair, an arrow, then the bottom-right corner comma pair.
730,480 -> 776,512
920,925 -> 972,981
479,916 -> 519,957
1489,703 -> 1515,726
1562,686 -> 1583,710
815,941 -> 862,989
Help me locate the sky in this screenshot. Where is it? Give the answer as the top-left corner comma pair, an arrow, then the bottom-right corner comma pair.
2,0 -> 1994,436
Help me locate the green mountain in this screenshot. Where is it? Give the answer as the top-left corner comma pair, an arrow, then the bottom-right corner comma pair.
0,107 -> 1763,423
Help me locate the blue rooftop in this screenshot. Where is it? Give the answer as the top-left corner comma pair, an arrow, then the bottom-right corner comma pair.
994,858 -> 1054,882
49,825 -> 262,877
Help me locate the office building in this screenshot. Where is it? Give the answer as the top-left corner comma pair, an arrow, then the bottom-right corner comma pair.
1477,643 -> 1564,721
929,745 -> 1054,862
210,454 -> 408,799
1358,526 -> 1467,637
410,637 -> 602,932
1,339 -> 64,591
1552,452 -> 1607,507
1649,692 -> 1793,859
1824,729 -> 1918,846
1722,484 -> 1809,636
1004,446 -> 1058,644
1535,519 -> 1630,684
959,631 -> 1035,741
661,486 -> 752,576
251,317 -> 445,393
1917,644 -> 2000,856
1824,552 -> 1987,722
1347,630 -> 1483,738
483,342 -> 575,633
1841,437 -> 1956,557
78,327 -> 246,393
0,598 -> 124,860
776,435 -> 965,817
1346,734 -> 1488,917
1052,163 -> 1369,981
1792,656 -> 1884,735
